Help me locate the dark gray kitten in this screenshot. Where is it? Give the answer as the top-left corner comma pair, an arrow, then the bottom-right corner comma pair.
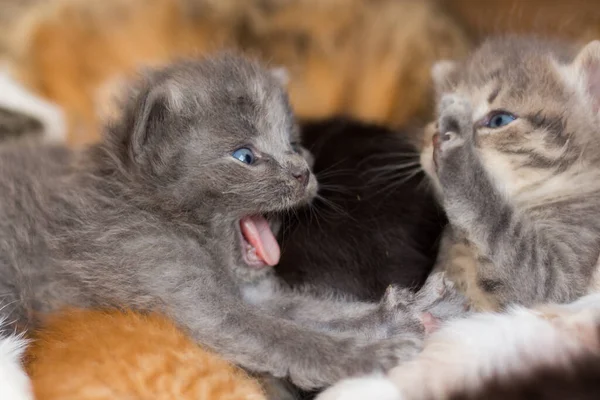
277,118 -> 446,302
0,54 -> 429,390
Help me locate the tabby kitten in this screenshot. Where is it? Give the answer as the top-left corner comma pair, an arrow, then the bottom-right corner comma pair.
27,309 -> 267,400
316,36 -> 600,400
0,54 -> 428,390
420,37 -> 600,310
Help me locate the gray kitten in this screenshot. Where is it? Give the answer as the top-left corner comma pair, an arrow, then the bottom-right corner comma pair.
420,37 -> 600,310
0,54 -> 430,390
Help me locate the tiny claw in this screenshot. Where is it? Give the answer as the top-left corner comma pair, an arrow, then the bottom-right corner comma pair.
382,286 -> 415,310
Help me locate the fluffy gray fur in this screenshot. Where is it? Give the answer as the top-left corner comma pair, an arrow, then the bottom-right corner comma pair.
424,37 -> 600,309
0,54 -> 440,390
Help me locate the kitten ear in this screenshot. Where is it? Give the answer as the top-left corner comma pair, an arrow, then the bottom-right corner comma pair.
431,60 -> 458,92
270,66 -> 290,86
571,40 -> 600,109
130,83 -> 183,163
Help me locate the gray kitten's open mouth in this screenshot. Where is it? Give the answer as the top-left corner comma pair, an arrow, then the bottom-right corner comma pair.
239,215 -> 280,268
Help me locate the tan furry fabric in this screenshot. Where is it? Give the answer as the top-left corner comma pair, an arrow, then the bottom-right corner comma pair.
443,0 -> 600,43
4,1 -> 600,146
4,0 -> 470,145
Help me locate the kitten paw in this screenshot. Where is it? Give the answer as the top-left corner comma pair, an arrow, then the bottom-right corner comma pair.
438,94 -> 474,143
420,312 -> 441,334
378,286 -> 425,337
433,94 -> 481,199
413,271 -> 449,305
360,335 -> 423,371
434,95 -> 475,172
381,285 -> 415,310
421,270 -> 454,297
414,271 -> 472,323
287,335 -> 422,390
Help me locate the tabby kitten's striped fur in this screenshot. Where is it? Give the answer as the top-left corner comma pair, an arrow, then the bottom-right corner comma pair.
421,37 -> 600,310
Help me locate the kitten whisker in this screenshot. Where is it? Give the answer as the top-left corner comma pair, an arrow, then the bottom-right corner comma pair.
365,165 -> 422,185
306,202 -> 327,234
311,200 -> 345,228
361,160 -> 421,176
356,152 -> 419,168
314,157 -> 351,177
366,167 -> 423,198
415,174 -> 433,193
389,168 -> 423,187
277,212 -> 290,255
0,300 -> 18,322
368,161 -> 421,170
316,168 -> 355,180
318,183 -> 354,195
315,195 -> 356,223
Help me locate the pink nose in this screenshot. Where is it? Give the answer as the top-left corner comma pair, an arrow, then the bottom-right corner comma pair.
292,169 -> 310,187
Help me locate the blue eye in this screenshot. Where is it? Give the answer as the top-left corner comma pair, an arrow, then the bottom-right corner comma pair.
232,148 -> 256,165
486,112 -> 516,129
291,142 -> 301,154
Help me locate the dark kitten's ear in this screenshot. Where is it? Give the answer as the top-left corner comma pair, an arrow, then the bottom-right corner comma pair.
130,82 -> 183,163
570,40 -> 600,111
431,60 -> 458,94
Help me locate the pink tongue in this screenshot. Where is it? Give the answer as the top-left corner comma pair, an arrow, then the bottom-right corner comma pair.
240,216 -> 281,266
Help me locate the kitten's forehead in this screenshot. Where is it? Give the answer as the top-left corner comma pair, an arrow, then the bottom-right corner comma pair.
456,37 -> 576,101
239,81 -> 294,154
166,54 -> 294,148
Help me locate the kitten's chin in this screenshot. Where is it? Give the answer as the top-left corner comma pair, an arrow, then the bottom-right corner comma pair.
238,215 -> 281,269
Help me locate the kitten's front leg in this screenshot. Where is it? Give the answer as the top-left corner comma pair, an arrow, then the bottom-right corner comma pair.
244,273 -> 469,341
168,289 -> 422,391
243,276 -> 426,340
434,94 -> 591,306
434,94 -> 484,214
413,269 -> 472,322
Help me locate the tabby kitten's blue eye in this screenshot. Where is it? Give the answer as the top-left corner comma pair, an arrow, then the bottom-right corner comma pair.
486,112 -> 516,129
232,148 -> 256,165
291,142 -> 301,154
